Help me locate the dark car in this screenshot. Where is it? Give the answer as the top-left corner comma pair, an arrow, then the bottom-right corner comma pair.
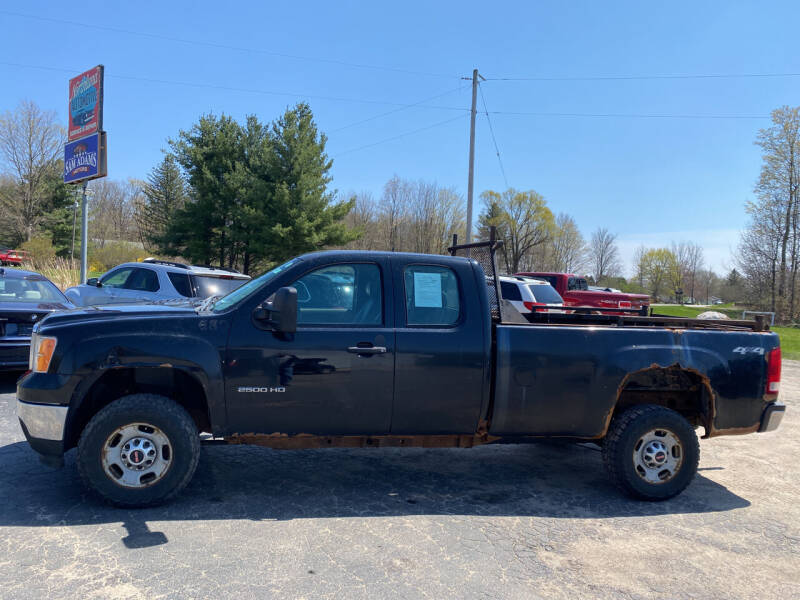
0,267 -> 73,371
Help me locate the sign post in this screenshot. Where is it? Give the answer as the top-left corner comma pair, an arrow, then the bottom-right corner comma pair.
64,65 -> 106,283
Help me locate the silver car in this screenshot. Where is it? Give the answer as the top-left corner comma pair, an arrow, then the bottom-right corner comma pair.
64,259 -> 251,307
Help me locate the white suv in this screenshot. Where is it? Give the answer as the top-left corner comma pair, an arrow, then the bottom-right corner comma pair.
65,259 -> 251,307
498,275 -> 565,315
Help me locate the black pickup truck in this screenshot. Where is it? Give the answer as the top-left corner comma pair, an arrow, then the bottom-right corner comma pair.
16,239 -> 785,507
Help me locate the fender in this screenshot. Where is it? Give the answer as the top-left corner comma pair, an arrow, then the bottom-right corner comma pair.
39,308 -> 230,438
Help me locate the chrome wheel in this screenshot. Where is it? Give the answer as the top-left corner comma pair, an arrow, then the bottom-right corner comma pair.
632,428 -> 683,484
101,423 -> 173,488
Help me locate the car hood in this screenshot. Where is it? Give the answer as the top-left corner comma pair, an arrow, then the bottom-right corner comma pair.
36,302 -> 198,329
0,301 -> 74,313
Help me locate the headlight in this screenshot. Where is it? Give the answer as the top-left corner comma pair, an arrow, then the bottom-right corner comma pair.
30,334 -> 57,373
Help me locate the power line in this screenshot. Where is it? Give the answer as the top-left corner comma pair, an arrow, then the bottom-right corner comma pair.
485,72 -> 800,82
0,61 -> 469,112
478,82 -> 509,188
0,9 -> 456,80
334,115 -> 466,157
330,84 -> 466,132
0,61 -> 770,121
484,109 -> 770,119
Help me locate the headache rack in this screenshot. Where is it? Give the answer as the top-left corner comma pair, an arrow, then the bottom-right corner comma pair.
449,228 -> 506,321
449,230 -> 768,332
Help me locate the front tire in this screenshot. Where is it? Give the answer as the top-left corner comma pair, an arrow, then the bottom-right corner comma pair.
602,405 -> 699,501
77,394 -> 200,507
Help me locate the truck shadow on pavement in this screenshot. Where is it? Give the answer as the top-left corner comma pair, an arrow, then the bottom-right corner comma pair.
0,438 -> 750,543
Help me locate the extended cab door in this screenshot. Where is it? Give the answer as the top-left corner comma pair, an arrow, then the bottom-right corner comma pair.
224,257 -> 395,435
390,257 -> 489,434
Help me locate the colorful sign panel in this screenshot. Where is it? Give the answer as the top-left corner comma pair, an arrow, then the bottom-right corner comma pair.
68,65 -> 104,141
64,132 -> 107,184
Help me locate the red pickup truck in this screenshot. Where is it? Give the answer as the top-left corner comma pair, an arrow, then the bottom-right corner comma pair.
516,272 -> 650,314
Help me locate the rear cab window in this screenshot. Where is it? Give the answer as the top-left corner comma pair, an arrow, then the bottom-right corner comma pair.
404,265 -> 461,326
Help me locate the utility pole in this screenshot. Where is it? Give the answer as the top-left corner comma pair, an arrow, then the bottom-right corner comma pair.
70,188 -> 78,266
465,68 -> 484,243
80,181 -> 89,284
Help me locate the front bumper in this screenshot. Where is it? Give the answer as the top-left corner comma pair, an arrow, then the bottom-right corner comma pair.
17,399 -> 67,463
759,401 -> 786,433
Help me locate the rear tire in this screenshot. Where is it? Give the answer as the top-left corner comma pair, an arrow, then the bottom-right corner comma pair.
602,405 -> 699,501
77,394 -> 200,507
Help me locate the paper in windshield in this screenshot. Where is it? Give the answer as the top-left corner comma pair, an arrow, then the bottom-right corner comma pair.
414,272 -> 442,307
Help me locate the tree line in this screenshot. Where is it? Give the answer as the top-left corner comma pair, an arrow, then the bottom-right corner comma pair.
738,106 -> 800,320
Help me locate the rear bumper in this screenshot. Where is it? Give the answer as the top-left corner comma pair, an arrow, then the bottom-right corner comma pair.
759,401 -> 786,433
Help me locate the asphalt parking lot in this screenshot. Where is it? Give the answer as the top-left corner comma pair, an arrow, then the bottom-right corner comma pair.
1,367 -> 798,600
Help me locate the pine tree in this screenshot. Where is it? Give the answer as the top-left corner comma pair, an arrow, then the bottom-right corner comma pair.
160,105 -> 357,273
255,103 -> 358,263
137,155 -> 187,253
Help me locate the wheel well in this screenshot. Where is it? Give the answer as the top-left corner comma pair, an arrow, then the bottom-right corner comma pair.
610,365 -> 714,437
65,367 -> 212,450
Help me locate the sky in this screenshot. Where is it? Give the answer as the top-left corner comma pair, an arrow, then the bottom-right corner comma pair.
1,1 -> 798,275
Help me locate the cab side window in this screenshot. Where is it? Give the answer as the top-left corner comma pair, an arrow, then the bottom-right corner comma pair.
404,265 -> 460,326
292,263 -> 382,326
100,268 -> 134,288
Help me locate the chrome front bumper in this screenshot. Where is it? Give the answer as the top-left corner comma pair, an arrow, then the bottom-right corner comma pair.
17,400 -> 68,441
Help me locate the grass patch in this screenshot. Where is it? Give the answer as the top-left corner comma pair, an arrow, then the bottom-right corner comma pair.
772,327 -> 800,360
650,304 -> 743,319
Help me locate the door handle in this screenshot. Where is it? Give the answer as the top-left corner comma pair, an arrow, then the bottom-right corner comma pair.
347,345 -> 387,355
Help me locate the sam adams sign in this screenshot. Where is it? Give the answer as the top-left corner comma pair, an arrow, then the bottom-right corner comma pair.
68,65 -> 104,142
64,132 -> 107,184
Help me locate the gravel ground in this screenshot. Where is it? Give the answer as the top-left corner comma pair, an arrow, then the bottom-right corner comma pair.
0,365 -> 798,599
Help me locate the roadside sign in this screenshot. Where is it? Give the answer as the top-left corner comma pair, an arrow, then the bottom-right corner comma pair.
68,65 -> 104,141
64,132 -> 107,184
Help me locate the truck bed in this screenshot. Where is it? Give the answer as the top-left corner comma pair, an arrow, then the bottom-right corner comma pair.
490,319 -> 777,438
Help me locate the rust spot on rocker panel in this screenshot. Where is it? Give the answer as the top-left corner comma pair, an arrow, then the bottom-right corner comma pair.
227,431 -> 501,449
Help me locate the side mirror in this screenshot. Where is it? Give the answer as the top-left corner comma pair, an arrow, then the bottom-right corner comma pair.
87,277 -> 101,287
254,286 -> 297,333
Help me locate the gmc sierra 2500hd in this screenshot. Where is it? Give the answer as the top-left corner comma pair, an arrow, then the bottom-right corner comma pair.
16,238 -> 785,507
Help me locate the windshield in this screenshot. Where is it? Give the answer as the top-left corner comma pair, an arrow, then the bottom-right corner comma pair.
0,277 -> 66,303
210,258 -> 301,312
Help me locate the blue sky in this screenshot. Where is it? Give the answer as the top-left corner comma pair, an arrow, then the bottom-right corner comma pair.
1,1 -> 798,274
